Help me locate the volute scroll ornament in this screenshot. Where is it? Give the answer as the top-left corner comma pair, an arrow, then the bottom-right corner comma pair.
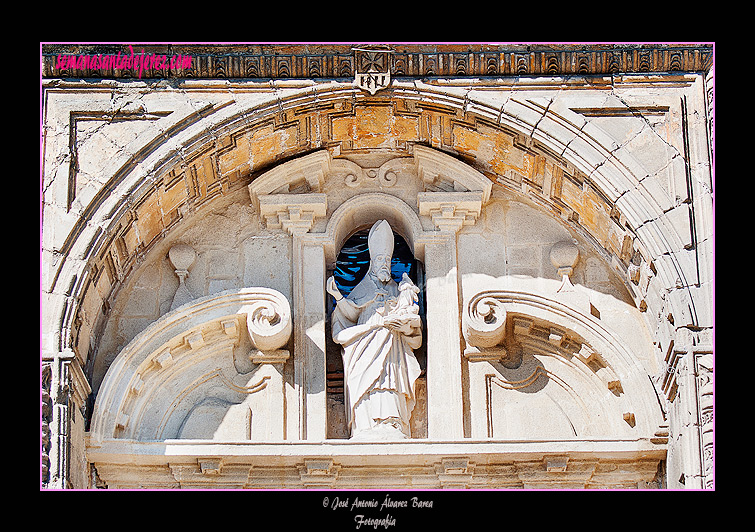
343,161 -> 400,188
463,295 -> 507,349
462,292 -> 514,364
241,290 -> 293,354
89,287 -> 294,443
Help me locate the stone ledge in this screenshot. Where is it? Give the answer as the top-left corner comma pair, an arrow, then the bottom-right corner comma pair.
88,438 -> 666,489
89,437 -> 665,464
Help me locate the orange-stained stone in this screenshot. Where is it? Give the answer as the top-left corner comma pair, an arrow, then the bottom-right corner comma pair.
134,192 -> 162,247
121,224 -> 139,259
331,115 -> 355,147
217,124 -> 300,178
452,124 -> 534,180
218,134 -> 251,176
392,114 -> 420,143
355,106 -> 390,148
249,125 -> 298,171
158,172 -> 189,225
331,105 -> 419,150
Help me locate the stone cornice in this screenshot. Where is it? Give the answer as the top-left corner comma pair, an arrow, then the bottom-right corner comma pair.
87,438 -> 666,489
42,43 -> 713,80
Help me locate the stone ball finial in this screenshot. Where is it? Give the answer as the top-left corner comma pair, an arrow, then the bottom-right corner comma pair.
550,240 -> 579,276
168,244 -> 196,311
168,244 -> 196,274
550,240 -> 579,293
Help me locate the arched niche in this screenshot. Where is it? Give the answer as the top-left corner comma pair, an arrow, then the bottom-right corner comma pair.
322,207 -> 429,439
319,191 -> 429,266
301,192 -> 433,440
250,144 -> 493,441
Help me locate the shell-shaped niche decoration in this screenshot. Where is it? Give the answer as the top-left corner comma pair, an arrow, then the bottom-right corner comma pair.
168,243 -> 197,311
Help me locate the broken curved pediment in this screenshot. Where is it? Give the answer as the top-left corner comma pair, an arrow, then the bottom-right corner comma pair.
462,289 -> 665,440
90,287 -> 292,444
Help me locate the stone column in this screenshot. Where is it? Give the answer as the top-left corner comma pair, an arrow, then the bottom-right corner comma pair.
250,350 -> 290,441
418,191 -> 483,440
258,193 -> 328,440
42,350 -> 91,489
665,327 -> 714,489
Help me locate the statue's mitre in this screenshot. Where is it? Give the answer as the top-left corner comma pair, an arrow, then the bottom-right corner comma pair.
368,219 -> 394,258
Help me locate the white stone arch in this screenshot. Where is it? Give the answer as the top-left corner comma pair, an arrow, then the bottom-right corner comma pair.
316,191 -> 429,267
44,82 -> 698,383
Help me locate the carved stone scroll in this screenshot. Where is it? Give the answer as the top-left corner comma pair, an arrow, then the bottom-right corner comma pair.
241,289 -> 292,354
463,294 -> 508,363
89,287 -> 293,443
461,289 -> 666,440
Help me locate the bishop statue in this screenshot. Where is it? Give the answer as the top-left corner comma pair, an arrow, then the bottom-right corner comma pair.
327,220 -> 422,440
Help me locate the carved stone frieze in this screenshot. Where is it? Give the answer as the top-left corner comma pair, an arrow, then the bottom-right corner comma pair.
88,440 -> 666,489
339,158 -> 400,188
42,43 -> 713,80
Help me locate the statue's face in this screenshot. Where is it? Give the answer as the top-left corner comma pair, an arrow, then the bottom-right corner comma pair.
371,253 -> 392,283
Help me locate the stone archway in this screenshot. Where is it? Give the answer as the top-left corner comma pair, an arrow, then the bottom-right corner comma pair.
42,75 -> 710,488
80,140 -> 670,489
45,84 -> 702,387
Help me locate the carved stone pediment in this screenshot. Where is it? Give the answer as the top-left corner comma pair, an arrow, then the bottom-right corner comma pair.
413,145 -> 492,203
462,289 -> 665,440
90,288 -> 292,443
248,150 -> 331,211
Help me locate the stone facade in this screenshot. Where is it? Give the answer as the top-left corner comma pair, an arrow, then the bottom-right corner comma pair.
40,43 -> 714,490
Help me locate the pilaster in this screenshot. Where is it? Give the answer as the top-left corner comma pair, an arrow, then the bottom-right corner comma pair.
257,193 -> 328,440
418,191 -> 484,440
42,350 -> 91,489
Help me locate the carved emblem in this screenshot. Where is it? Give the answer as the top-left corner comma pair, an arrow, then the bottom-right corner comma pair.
353,46 -> 392,94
